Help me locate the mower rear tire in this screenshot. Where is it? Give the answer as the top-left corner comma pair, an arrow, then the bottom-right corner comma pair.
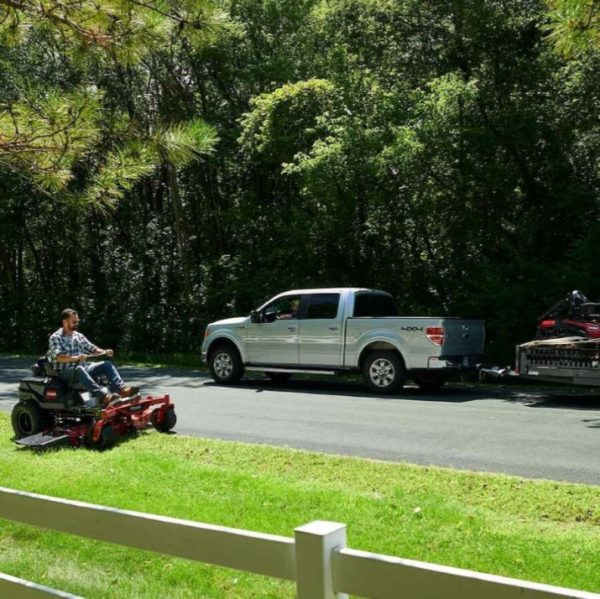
151,405 -> 177,432
11,401 -> 51,439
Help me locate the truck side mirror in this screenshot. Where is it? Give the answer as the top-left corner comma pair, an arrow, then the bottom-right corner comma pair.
250,310 -> 261,323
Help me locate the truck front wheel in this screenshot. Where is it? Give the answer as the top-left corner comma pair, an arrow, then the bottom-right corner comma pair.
363,351 -> 406,394
208,344 -> 244,385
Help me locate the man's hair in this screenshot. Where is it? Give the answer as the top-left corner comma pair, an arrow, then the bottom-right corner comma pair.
61,308 -> 78,323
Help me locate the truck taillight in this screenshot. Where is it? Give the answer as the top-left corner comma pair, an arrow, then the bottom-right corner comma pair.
425,326 -> 445,346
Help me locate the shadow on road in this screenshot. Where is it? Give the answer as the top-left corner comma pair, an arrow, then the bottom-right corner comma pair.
0,357 -> 207,393
3,356 -> 600,416
204,376 -> 600,410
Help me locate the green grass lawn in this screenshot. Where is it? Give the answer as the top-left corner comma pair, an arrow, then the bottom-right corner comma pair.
0,412 -> 599,598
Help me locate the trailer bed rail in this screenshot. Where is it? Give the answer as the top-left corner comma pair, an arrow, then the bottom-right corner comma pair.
517,337 -> 600,386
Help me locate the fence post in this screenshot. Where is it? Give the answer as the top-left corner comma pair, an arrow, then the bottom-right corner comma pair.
294,520 -> 348,599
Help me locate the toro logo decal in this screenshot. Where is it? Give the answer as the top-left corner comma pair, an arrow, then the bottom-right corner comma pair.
44,388 -> 58,401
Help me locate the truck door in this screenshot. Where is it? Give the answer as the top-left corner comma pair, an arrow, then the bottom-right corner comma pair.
246,294 -> 302,365
299,293 -> 343,367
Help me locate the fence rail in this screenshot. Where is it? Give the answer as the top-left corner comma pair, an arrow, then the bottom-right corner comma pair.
0,486 -> 597,599
0,572 -> 82,598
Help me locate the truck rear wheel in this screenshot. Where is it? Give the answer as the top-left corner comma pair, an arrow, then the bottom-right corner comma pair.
208,344 -> 244,385
363,351 -> 406,394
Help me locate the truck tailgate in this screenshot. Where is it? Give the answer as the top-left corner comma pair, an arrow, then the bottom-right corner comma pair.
440,319 -> 485,357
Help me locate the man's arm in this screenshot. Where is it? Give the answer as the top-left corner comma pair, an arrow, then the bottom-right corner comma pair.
49,335 -> 87,363
55,353 -> 88,364
81,335 -> 113,357
92,347 -> 114,357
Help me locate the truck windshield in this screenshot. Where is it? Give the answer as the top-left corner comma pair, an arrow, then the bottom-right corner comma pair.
353,293 -> 399,317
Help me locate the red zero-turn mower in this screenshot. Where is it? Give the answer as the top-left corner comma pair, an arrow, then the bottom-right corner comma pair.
12,357 -> 176,450
536,290 -> 600,340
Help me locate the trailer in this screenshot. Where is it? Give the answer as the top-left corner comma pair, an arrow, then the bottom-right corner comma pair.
483,337 -> 600,387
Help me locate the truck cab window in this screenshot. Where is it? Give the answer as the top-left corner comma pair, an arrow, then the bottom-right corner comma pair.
306,294 -> 340,319
263,295 -> 302,322
353,293 -> 398,317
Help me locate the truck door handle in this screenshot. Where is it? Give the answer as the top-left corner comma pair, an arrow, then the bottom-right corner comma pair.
329,326 -> 339,331
288,326 -> 297,332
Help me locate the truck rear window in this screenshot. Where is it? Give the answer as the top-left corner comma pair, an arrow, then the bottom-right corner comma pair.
353,294 -> 398,317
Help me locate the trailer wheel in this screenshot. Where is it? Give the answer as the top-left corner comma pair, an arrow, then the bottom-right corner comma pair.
85,423 -> 115,451
11,401 -> 50,439
412,371 -> 448,392
208,344 -> 244,384
363,351 -> 406,394
151,405 -> 177,432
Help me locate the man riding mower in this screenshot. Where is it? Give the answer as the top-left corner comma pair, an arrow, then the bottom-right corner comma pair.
11,308 -> 176,450
12,354 -> 176,450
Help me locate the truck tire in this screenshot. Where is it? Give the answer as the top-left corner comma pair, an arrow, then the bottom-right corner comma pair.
363,351 -> 406,394
412,371 -> 448,392
209,344 -> 244,385
11,401 -> 51,439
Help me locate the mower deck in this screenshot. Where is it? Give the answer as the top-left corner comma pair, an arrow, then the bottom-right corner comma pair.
16,431 -> 70,449
15,393 -> 175,450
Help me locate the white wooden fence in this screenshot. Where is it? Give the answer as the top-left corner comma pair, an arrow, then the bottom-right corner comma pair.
0,486 -> 597,599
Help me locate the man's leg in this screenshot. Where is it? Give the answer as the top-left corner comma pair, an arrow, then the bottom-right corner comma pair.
85,361 -> 124,393
59,366 -> 105,399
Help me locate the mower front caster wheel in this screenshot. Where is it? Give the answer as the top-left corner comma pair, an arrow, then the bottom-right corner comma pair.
85,423 -> 115,451
151,405 -> 177,432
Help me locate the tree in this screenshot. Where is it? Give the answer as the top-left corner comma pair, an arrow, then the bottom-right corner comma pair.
0,0 -> 219,206
546,0 -> 600,56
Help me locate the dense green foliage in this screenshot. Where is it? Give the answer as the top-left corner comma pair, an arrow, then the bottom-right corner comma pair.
0,0 -> 599,362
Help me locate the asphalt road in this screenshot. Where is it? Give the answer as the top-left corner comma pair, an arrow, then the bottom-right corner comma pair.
1,357 -> 599,485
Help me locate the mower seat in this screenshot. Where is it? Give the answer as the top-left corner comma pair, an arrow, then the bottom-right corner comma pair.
43,361 -> 59,377
37,358 -> 87,391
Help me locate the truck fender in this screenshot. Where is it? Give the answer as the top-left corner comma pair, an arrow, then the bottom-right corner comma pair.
356,335 -> 409,370
206,334 -> 246,364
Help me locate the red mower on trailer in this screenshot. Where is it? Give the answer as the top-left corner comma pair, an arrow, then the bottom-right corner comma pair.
12,356 -> 176,450
536,290 -> 600,340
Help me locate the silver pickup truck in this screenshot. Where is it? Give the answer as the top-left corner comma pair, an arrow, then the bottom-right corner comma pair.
201,288 -> 485,393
